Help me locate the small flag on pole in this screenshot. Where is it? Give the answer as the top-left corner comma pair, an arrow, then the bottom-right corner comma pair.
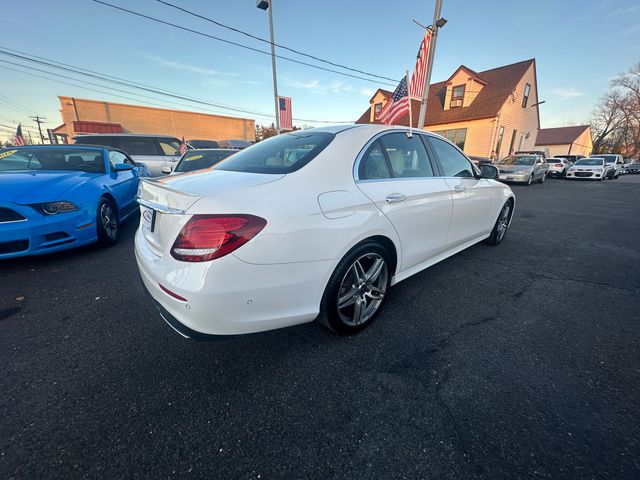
14,124 -> 25,146
179,136 -> 188,155
376,77 -> 409,125
278,96 -> 292,131
409,30 -> 432,99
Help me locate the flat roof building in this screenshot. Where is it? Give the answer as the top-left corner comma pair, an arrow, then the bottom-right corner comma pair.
53,96 -> 255,143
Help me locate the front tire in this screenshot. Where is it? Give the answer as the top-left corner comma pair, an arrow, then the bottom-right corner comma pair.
319,242 -> 391,334
97,197 -> 119,246
485,200 -> 513,246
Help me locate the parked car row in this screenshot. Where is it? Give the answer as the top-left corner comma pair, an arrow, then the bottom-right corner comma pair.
491,151 -> 631,185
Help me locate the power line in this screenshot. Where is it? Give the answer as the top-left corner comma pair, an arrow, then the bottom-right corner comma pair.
92,0 -> 397,87
154,0 -> 398,83
0,49 -> 351,123
0,92 -> 34,116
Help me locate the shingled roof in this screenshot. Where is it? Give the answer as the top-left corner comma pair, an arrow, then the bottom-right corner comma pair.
356,59 -> 536,127
535,125 -> 590,145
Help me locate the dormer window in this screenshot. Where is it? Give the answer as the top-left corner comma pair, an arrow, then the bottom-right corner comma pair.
450,84 -> 465,107
374,103 -> 383,114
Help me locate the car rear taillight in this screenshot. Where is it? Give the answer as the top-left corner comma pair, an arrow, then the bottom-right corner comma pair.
171,214 -> 267,262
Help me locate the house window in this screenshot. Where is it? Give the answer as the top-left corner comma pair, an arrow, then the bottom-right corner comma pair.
433,128 -> 467,150
517,133 -> 525,151
452,85 -> 465,99
495,126 -> 505,157
374,103 -> 383,114
508,129 -> 518,155
522,83 -> 531,108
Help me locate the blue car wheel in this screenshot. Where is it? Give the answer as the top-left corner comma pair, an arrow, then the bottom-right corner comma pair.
97,197 -> 119,246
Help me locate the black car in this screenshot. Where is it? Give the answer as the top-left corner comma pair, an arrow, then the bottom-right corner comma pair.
627,163 -> 640,174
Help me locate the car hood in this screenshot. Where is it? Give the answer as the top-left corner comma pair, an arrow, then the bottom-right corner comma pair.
498,165 -> 533,172
0,171 -> 96,204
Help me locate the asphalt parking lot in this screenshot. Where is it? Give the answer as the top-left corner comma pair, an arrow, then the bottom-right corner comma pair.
1,175 -> 639,479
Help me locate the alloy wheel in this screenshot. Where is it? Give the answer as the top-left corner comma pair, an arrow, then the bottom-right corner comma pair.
101,203 -> 118,240
496,203 -> 511,242
336,253 -> 388,327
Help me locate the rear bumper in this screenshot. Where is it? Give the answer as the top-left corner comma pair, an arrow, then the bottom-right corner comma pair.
135,226 -> 334,337
0,203 -> 96,259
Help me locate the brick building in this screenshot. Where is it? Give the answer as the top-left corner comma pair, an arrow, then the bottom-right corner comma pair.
52,96 -> 255,143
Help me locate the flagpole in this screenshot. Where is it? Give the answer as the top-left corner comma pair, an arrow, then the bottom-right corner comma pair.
417,0 -> 444,129
406,70 -> 413,137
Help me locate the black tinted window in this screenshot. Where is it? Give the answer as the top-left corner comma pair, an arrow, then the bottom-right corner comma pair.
215,132 -> 334,174
429,137 -> 474,177
175,150 -> 234,173
125,138 -> 158,155
359,141 -> 391,180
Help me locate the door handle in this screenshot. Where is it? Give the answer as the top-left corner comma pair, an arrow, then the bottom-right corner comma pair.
385,193 -> 407,203
454,184 -> 467,192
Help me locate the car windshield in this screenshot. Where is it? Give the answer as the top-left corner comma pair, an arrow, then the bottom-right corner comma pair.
175,150 -> 234,173
215,132 -> 334,174
590,155 -> 616,163
0,147 -> 105,173
499,156 -> 536,166
574,159 -> 604,166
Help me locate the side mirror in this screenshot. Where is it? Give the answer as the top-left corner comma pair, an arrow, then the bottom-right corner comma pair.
161,165 -> 173,174
480,164 -> 499,180
114,163 -> 133,172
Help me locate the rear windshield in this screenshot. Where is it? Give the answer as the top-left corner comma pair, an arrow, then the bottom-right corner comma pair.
499,155 -> 535,166
0,148 -> 105,173
175,150 -> 234,173
215,132 -> 334,174
574,159 -> 604,166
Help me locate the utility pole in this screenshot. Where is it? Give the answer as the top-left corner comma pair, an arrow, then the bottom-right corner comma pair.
30,115 -> 47,144
417,0 -> 444,129
257,0 -> 280,134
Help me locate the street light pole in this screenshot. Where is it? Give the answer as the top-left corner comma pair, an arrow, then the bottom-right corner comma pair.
417,0 -> 443,129
257,0 -> 280,134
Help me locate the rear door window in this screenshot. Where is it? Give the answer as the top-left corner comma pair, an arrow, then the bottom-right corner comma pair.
359,141 -> 391,180
379,133 -> 434,178
125,138 -> 159,156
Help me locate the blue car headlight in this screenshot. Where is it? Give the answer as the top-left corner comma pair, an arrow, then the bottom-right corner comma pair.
41,201 -> 79,215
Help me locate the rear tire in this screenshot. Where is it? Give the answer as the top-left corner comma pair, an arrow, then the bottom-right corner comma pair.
526,174 -> 533,186
539,172 -> 546,183
485,200 -> 513,246
318,241 -> 392,335
97,197 -> 119,246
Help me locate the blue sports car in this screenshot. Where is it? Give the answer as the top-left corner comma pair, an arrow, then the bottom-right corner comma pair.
0,145 -> 144,259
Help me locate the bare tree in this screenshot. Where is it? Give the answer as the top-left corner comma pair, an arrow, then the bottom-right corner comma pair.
592,63 -> 640,157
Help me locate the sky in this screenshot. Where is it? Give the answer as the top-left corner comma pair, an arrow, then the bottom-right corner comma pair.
1,0 -> 639,142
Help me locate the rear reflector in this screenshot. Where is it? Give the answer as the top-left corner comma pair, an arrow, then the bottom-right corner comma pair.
159,283 -> 188,302
171,214 -> 267,262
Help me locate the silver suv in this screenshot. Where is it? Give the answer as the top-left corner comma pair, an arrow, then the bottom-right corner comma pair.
73,134 -> 185,177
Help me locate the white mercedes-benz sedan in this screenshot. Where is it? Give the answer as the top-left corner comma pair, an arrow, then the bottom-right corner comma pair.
135,125 -> 515,339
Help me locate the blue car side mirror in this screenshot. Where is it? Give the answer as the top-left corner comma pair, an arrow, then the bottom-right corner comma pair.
114,163 -> 133,172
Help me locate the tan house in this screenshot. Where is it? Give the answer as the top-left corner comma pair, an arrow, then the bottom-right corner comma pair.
357,59 -> 541,160
534,125 -> 592,157
53,96 -> 255,143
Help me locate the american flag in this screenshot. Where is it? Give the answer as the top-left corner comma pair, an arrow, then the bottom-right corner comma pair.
278,96 -> 292,131
409,30 -> 432,99
376,77 -> 409,125
179,136 -> 188,155
14,123 -> 25,146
